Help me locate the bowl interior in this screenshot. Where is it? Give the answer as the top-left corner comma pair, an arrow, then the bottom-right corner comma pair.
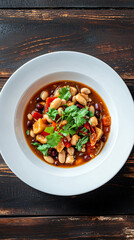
14,71 -> 118,177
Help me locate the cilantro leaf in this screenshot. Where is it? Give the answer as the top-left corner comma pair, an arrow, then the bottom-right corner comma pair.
65,105 -> 78,114
58,86 -> 71,101
26,130 -> 29,135
81,127 -> 88,132
46,132 -> 62,147
74,116 -> 86,127
47,107 -> 58,120
78,107 -> 89,117
88,111 -> 94,118
31,142 -> 40,147
75,136 -> 89,151
37,144 -> 50,156
44,127 -> 54,134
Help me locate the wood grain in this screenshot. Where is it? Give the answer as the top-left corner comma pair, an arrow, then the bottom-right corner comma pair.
0,216 -> 134,239
0,0 -> 134,8
0,9 -> 133,78
0,146 -> 133,216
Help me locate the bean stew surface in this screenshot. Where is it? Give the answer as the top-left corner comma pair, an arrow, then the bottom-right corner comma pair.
23,81 -> 111,167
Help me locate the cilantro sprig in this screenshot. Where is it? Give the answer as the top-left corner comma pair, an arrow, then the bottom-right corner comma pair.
58,86 -> 71,101
75,136 -> 89,151
46,107 -> 58,120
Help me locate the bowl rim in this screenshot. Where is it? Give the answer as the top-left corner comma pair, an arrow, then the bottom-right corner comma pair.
0,51 -> 134,196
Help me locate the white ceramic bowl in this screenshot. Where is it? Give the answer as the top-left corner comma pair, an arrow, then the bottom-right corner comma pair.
0,51 -> 134,196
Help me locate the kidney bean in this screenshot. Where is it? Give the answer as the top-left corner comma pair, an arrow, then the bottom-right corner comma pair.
95,110 -> 100,118
101,134 -> 107,142
35,108 -> 42,113
105,126 -> 110,133
95,103 -> 102,112
51,149 -> 58,157
76,103 -> 85,109
36,103 -> 44,111
84,154 -> 91,161
36,97 -> 42,102
55,160 -> 59,166
27,121 -> 32,128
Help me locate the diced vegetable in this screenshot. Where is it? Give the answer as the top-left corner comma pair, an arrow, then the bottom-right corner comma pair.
95,127 -> 103,141
33,118 -> 46,134
45,97 -> 57,112
102,115 -> 111,126
32,111 -> 42,120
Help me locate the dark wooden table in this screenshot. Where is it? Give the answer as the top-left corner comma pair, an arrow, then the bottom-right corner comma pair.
0,1 -> 134,239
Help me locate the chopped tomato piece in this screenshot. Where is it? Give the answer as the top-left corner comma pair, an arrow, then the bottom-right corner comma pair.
32,111 -> 42,120
52,121 -> 57,130
45,97 -> 57,112
90,133 -> 97,146
84,122 -> 91,131
102,115 -> 111,126
64,142 -> 72,148
41,131 -> 50,137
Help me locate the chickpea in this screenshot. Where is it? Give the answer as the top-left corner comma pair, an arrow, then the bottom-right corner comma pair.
66,154 -> 75,164
58,150 -> 66,164
75,94 -> 87,106
40,91 -> 48,101
43,156 -> 54,164
70,87 -> 77,96
30,130 -> 35,138
81,88 -> 91,95
67,101 -> 74,106
43,114 -> 53,123
58,107 -> 63,116
71,135 -> 80,145
27,113 -> 33,120
72,96 -> 77,104
89,105 -> 95,115
90,116 -> 98,127
61,120 -> 68,126
36,135 -> 47,144
67,147 -> 75,156
50,98 -> 62,109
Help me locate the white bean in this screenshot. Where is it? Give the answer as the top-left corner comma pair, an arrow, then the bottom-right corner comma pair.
40,91 -> 48,101
81,87 -> 91,95
72,96 -> 77,104
90,116 -> 98,127
67,101 -> 74,106
71,135 -> 80,145
27,113 -> 33,120
58,107 -> 63,116
81,147 -> 86,153
70,87 -> 77,96
30,130 -> 35,138
60,99 -> 66,106
75,93 -> 87,106
43,114 -> 53,123
58,150 -> 66,164
89,105 -> 95,115
61,120 -> 67,126
66,154 -> 75,164
81,93 -> 89,101
54,89 -> 60,97
43,156 -> 54,164
50,98 -> 62,109
36,135 -> 47,144
67,147 -> 75,156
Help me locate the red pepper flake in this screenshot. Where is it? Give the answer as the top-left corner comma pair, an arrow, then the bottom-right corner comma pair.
41,131 -> 50,137
84,122 -> 91,131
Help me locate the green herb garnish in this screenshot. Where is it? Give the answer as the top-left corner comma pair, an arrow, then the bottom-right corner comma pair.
44,126 -> 54,134
46,107 -> 58,120
58,86 -> 71,101
26,130 -> 30,135
75,136 -> 89,151
37,144 -> 50,156
46,132 -> 62,147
